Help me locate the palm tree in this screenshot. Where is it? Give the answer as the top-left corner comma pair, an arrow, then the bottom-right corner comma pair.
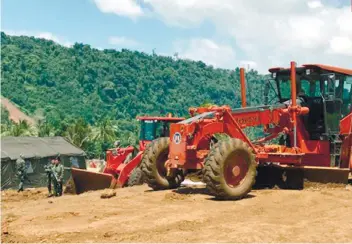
36,119 -> 54,137
92,117 -> 119,157
64,118 -> 92,148
92,117 -> 117,143
1,123 -> 11,136
2,119 -> 35,136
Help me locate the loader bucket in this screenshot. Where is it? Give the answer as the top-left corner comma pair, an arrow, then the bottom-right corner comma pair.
66,168 -> 116,194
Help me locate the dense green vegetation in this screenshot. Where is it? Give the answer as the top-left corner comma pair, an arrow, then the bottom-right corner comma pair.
1,32 -> 266,157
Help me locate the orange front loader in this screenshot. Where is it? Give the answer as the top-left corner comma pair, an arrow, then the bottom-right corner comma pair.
141,61 -> 352,200
66,116 -> 184,194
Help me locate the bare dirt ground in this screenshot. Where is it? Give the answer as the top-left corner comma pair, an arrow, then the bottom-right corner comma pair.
2,183 -> 352,243
0,97 -> 35,125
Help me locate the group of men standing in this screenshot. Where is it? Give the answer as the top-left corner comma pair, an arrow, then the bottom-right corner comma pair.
45,156 -> 64,197
15,154 -> 64,197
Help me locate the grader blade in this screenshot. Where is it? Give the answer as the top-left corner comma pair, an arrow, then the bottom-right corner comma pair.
302,166 -> 350,185
275,166 -> 350,188
67,168 -> 116,194
254,165 -> 350,190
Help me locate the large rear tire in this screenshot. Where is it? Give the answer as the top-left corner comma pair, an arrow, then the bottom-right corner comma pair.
141,137 -> 184,190
203,138 -> 257,200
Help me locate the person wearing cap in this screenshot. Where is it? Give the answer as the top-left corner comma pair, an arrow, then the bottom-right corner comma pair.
52,158 -> 64,196
15,154 -> 26,192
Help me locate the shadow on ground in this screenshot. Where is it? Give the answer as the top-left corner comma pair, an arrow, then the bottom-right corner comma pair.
174,186 -> 256,201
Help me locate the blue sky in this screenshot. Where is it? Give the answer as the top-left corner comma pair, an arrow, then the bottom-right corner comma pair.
2,0 -> 220,55
2,0 -> 351,73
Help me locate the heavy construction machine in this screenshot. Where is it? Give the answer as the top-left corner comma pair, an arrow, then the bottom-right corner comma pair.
141,61 -> 352,200
67,115 -> 184,194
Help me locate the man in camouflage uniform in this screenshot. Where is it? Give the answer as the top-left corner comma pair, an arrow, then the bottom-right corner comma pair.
44,158 -> 55,197
15,154 -> 30,192
52,158 -> 64,196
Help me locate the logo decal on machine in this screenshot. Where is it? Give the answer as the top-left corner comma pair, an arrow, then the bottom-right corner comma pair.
173,132 -> 182,144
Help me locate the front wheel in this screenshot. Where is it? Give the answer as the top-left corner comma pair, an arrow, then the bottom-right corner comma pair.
140,137 -> 184,190
203,138 -> 257,200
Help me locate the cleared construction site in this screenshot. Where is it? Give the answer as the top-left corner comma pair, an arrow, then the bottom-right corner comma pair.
2,183 -> 352,243
2,62 -> 352,243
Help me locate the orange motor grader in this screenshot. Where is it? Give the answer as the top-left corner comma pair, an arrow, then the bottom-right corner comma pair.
141,61 -> 352,200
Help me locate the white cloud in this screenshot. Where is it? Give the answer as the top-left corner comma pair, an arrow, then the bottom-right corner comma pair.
108,36 -> 139,47
116,0 -> 352,73
93,0 -> 143,19
329,36 -> 352,55
173,38 -> 236,68
4,30 -> 72,47
336,9 -> 352,34
307,0 -> 323,9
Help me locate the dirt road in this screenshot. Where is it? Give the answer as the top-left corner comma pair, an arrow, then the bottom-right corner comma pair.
2,184 -> 352,243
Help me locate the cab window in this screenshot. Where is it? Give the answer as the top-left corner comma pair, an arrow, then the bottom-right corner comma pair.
309,80 -> 321,97
155,122 -> 170,138
139,120 -> 157,141
300,79 -> 310,95
342,76 -> 352,116
278,78 -> 291,101
345,76 -> 352,100
278,77 -> 321,101
343,82 -> 352,100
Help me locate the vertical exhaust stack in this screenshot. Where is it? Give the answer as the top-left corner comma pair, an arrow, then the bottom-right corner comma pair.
290,61 -> 297,147
240,68 -> 247,107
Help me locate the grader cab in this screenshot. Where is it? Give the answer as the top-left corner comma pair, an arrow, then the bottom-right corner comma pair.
141,61 -> 352,200
266,64 -> 352,166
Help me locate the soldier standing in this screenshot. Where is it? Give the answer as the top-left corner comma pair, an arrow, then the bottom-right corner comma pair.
44,159 -> 55,197
15,154 -> 27,192
52,158 -> 64,196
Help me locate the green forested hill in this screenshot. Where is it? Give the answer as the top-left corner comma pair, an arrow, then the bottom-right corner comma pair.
1,32 -> 265,122
0,31 -> 265,157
